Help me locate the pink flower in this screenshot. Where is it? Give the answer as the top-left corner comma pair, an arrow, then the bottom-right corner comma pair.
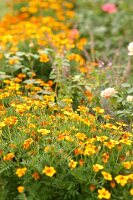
69,28 -> 79,40
101,3 -> 117,14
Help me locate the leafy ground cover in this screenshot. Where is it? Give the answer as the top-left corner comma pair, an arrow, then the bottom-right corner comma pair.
0,0 -> 133,200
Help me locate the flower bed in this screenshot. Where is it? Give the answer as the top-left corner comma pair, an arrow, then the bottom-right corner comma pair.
0,0 -> 133,199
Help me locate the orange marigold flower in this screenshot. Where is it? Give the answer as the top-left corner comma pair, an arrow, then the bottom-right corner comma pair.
17,73 -> 26,79
23,138 -> 34,149
47,80 -> 53,87
79,159 -> 84,166
32,172 -> 40,180
42,166 -> 56,177
74,148 -> 83,155
3,153 -> 15,161
102,153 -> 109,163
110,181 -> 116,188
89,185 -> 96,191
17,186 -> 24,193
39,54 -> 49,63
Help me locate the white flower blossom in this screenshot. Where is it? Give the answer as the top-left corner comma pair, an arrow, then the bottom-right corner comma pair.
127,95 -> 133,102
128,42 -> 133,56
101,88 -> 117,98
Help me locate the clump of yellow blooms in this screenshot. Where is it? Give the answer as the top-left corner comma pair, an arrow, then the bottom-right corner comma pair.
0,80 -> 132,199
0,0 -> 132,199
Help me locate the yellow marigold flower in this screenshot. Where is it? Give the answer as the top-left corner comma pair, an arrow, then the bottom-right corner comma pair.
4,116 -> 18,126
84,145 -> 96,156
42,166 -> 56,177
116,122 -> 127,127
127,173 -> 133,181
8,58 -> 19,65
80,118 -> 91,126
3,153 -> 15,161
29,123 -> 36,129
44,146 -> 51,152
104,140 -> 119,149
93,164 -> 104,172
16,167 -> 27,177
98,187 -> 111,199
0,122 -> 6,128
65,135 -> 74,142
75,132 -> 87,141
37,129 -> 50,135
93,107 -> 104,114
77,106 -> 89,113
115,175 -> 128,186
17,186 -> 24,193
130,188 -> 133,196
103,115 -> 112,120
123,161 -> 132,169
96,136 -> 108,142
102,123 -> 118,130
63,111 -> 72,116
119,139 -> 132,145
68,159 -> 78,169
101,171 -> 112,181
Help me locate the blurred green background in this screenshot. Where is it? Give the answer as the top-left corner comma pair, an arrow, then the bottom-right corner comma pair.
0,1 -> 8,18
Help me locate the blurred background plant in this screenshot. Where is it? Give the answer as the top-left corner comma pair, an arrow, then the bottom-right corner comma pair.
75,0 -> 133,84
